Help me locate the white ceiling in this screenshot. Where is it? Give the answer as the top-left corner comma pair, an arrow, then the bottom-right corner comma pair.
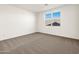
11,4 -> 62,12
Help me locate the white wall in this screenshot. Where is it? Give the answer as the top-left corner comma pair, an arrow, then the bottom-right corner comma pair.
0,5 -> 36,41
37,5 -> 79,39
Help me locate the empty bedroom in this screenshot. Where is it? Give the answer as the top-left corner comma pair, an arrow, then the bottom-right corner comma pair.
0,4 -> 79,54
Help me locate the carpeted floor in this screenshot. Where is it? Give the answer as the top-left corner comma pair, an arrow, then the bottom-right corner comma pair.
0,32 -> 79,54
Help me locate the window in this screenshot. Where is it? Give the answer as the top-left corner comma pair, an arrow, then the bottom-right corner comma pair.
44,11 -> 61,26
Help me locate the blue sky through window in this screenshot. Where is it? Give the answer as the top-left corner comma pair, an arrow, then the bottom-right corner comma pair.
45,11 -> 61,20
45,13 -> 51,19
53,12 -> 60,18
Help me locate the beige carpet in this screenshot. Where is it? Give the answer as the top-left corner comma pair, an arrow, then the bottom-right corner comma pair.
0,32 -> 79,54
